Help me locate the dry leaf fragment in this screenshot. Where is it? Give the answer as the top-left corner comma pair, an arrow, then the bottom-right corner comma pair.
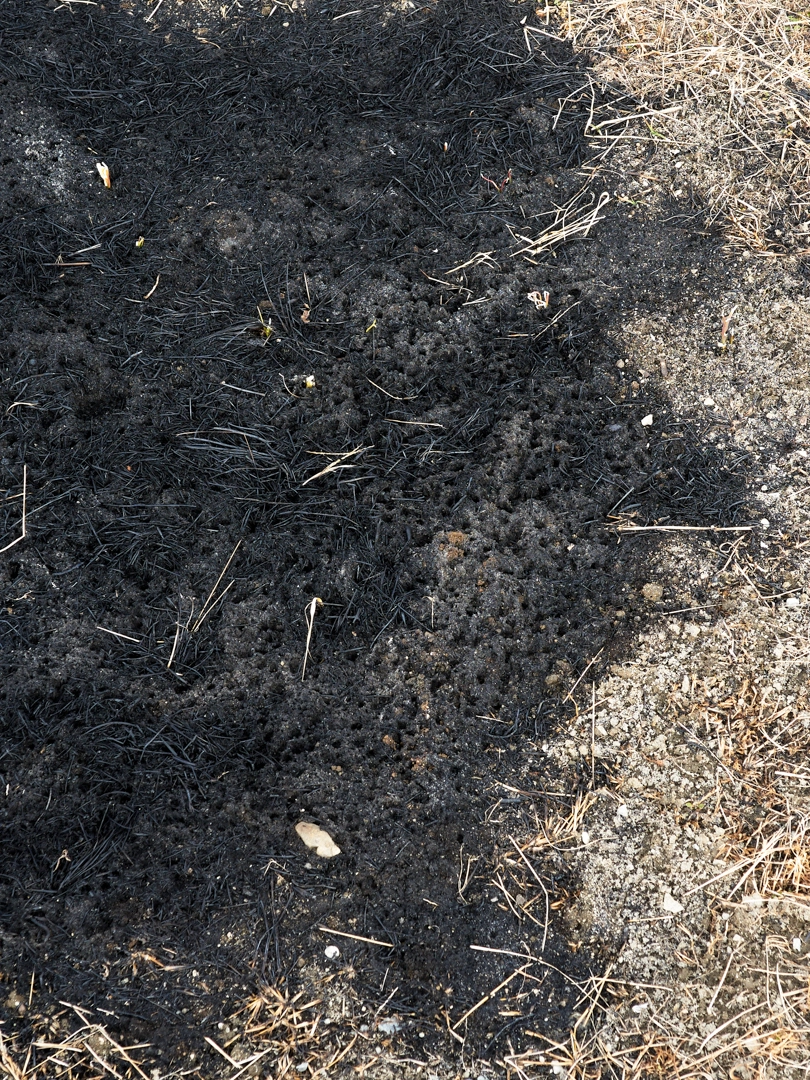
96,162 -> 112,188
295,821 -> 341,858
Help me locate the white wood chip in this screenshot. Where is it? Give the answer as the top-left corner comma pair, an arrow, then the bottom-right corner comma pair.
295,821 -> 341,858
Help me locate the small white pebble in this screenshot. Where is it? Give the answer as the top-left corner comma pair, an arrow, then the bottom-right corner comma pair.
703,396 -> 715,408
786,597 -> 801,609
581,831 -> 591,845
324,945 -> 340,960
793,937 -> 803,953
760,518 -> 770,528
662,892 -> 684,914
641,414 -> 653,426
616,804 -> 629,819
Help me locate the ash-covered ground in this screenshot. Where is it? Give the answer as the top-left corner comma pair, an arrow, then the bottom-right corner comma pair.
5,3 -> 807,1079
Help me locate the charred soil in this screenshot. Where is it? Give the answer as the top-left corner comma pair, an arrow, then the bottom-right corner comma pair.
0,1 -> 764,1076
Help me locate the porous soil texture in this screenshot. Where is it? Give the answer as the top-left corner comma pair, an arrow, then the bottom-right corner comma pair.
0,1 -> 750,1075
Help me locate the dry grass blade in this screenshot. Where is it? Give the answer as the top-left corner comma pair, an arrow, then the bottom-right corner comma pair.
0,1029 -> 28,1080
529,791 -> 596,854
0,464 -> 28,554
191,539 -> 242,633
445,251 -> 498,274
301,596 -> 323,681
302,445 -> 370,486
511,191 -> 610,258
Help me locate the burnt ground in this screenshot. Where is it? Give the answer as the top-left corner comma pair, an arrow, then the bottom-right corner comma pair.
0,1 -> 756,1075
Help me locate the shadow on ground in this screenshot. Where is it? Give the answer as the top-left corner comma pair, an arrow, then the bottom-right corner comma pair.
0,0 -> 751,1071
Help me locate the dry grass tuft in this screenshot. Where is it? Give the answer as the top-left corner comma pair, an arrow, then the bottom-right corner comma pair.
528,790 -> 597,855
556,0 -> 810,252
0,986 -> 358,1080
225,984 -> 327,1077
0,1009 -> 153,1080
503,1011 -> 810,1077
685,679 -> 810,898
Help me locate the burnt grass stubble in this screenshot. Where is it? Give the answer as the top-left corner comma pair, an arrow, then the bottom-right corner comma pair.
0,0 -> 752,1070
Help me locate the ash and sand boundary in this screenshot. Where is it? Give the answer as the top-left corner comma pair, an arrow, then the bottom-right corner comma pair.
1,1 -> 809,1078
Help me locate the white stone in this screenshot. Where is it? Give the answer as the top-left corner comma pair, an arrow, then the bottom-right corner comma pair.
662,892 -> 684,914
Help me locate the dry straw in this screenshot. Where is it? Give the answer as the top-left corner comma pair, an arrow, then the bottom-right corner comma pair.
557,0 -> 810,252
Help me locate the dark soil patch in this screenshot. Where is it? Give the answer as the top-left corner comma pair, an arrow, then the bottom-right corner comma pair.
0,1 -> 749,1073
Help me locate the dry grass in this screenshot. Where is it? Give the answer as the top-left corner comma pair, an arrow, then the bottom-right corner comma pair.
0,1008 -> 154,1080
527,790 -> 598,855
223,984 -> 353,1079
503,1013 -> 810,1078
684,679 -> 810,899
0,985 -> 362,1080
552,0 -> 810,252
496,613 -> 810,1076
